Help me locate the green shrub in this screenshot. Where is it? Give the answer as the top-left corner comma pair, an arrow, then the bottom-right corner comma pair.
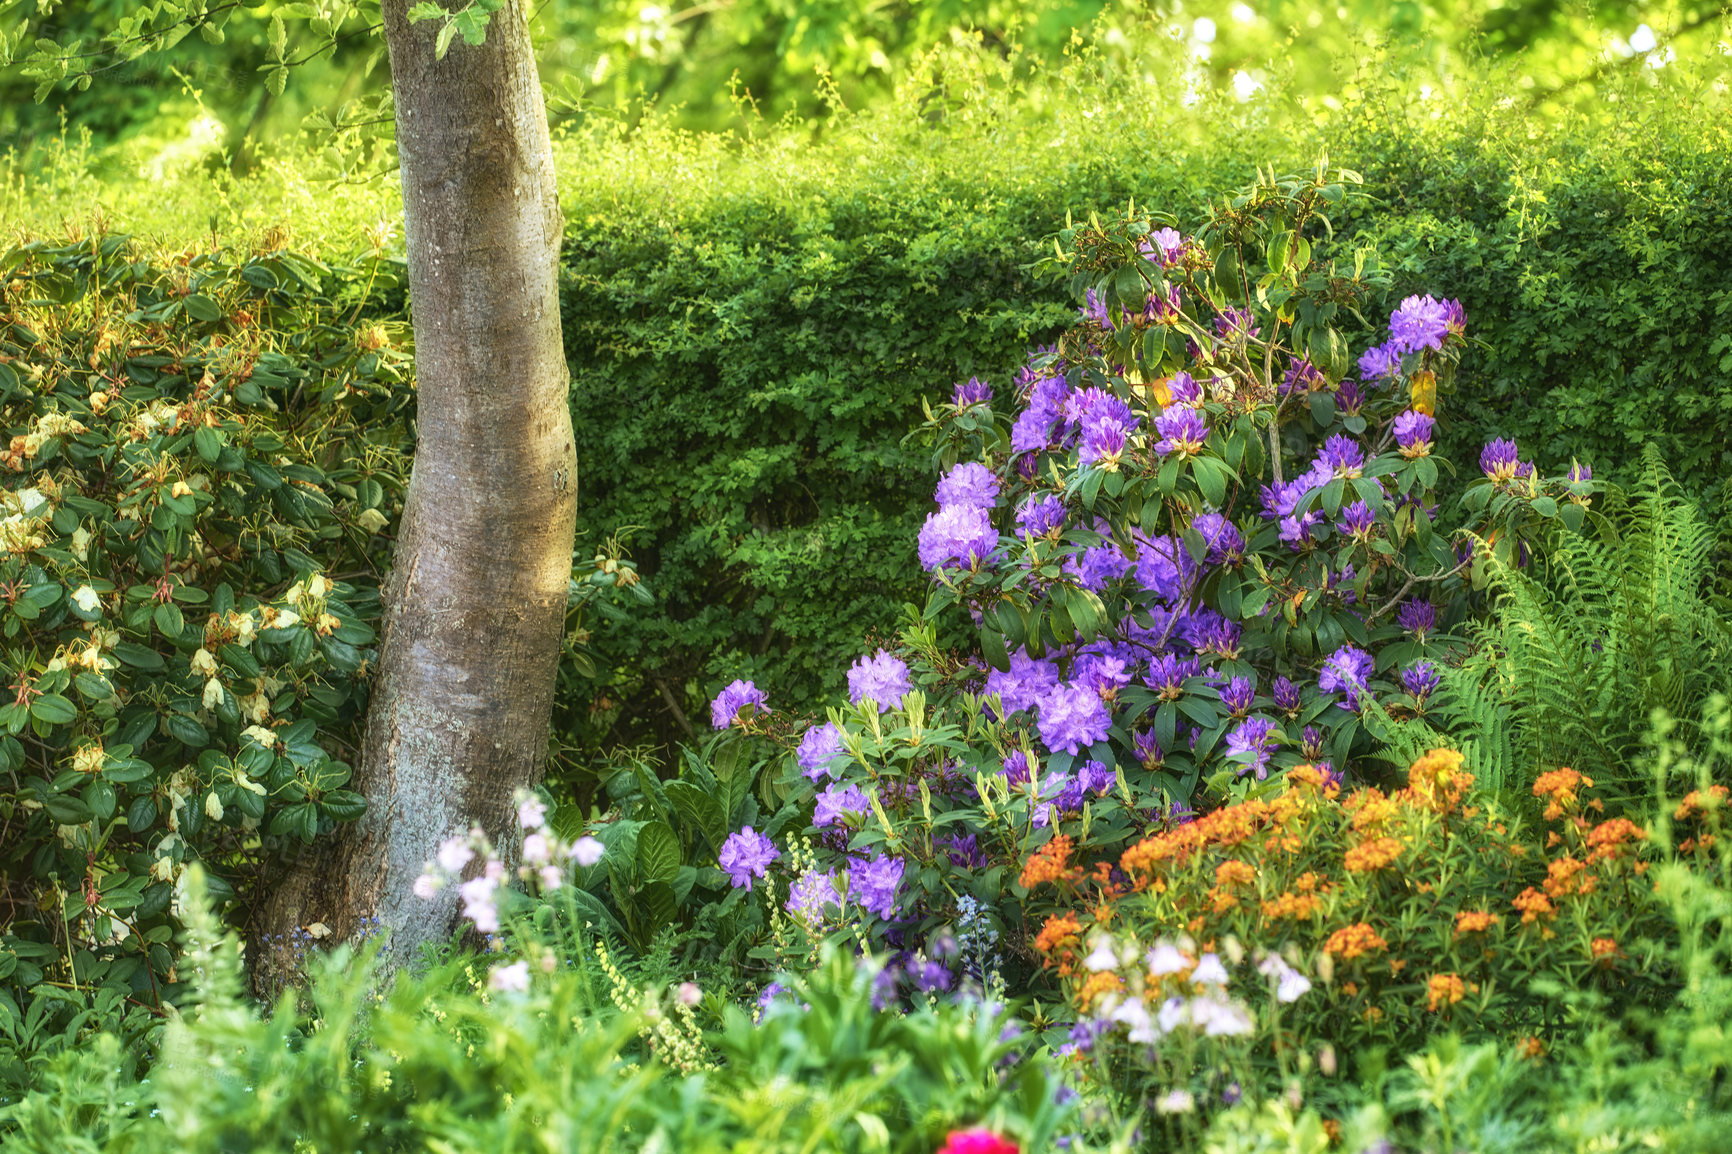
0,231 -> 409,1103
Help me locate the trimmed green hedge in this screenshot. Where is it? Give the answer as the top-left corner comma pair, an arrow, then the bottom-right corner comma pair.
557,64 -> 1732,760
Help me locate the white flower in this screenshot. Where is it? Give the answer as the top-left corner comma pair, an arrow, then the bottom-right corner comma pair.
437,836 -> 474,874
1191,952 -> 1230,986
568,835 -> 605,867
1084,935 -> 1120,972
1277,968 -> 1312,1003
412,873 -> 439,900
488,960 -> 530,993
1147,940 -> 1192,976
72,584 -> 102,614
204,791 -> 224,821
517,795 -> 548,831
1109,998 -> 1160,1044
1155,1089 -> 1195,1114
522,832 -> 551,865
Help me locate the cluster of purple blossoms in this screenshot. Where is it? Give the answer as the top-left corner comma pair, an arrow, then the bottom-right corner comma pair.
796,721 -> 847,780
711,679 -> 768,729
1397,599 -> 1437,642
1280,357 -> 1325,396
1218,676 -> 1256,717
917,504 -> 998,572
1336,501 -> 1377,541
1224,717 -> 1280,779
1015,493 -> 1066,538
1191,512 -> 1245,566
1393,410 -> 1435,458
952,377 -> 993,407
1139,227 -> 1185,265
1318,645 -> 1376,711
849,855 -> 905,920
1154,404 -> 1209,458
1037,681 -> 1113,754
786,869 -> 841,923
1388,294 -> 1458,354
848,650 -> 912,712
1402,661 -> 1440,703
1272,676 -> 1302,715
814,782 -> 869,828
720,827 -> 779,890
1479,438 -> 1527,483
935,462 -> 1000,509
1335,378 -> 1369,415
985,649 -> 1061,715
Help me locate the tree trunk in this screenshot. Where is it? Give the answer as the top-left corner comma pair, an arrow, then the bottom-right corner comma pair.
255,0 -> 574,988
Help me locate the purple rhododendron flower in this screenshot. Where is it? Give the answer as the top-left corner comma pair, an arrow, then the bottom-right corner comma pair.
935,462 -> 1000,509
1036,681 -> 1112,754
849,855 -> 905,920
952,377 -> 993,407
1273,676 -> 1302,714
1225,717 -> 1280,779
1393,410 -> 1435,457
1154,405 -> 1209,457
985,649 -> 1062,715
1403,661 -> 1440,701
796,722 -> 846,781
1336,377 -> 1368,415
1358,340 -> 1403,381
1480,438 -> 1522,482
1015,493 -> 1066,537
1389,294 -> 1452,354
918,505 -> 998,571
1318,645 -> 1376,711
710,679 -> 768,729
1318,434 -> 1366,478
1336,501 -> 1377,539
1281,357 -> 1325,396
1219,675 -> 1256,717
814,782 -> 868,828
848,650 -> 912,712
1134,532 -> 1198,601
1192,512 -> 1245,566
786,869 -> 840,922
719,827 -> 779,890
1167,371 -> 1204,404
1397,599 -> 1437,640
1146,653 -> 1200,700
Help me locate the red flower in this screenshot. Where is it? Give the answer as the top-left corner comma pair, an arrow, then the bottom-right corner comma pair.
938,1129 -> 1019,1154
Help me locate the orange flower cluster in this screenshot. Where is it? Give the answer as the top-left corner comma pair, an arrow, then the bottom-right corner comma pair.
1533,767 -> 1593,821
1454,910 -> 1499,934
1513,887 -> 1555,924
1323,922 -> 1388,960
1426,972 -> 1466,1011
1344,836 -> 1405,873
1675,785 -> 1728,821
1020,834 -> 1081,890
1584,818 -> 1647,864
1262,891 -> 1323,920
1543,856 -> 1592,898
1033,913 -> 1082,954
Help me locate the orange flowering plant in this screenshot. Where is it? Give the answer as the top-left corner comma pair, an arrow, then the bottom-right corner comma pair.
1023,749 -> 1685,1135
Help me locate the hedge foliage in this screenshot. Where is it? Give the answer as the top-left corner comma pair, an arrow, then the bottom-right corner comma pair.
558,51 -> 1732,760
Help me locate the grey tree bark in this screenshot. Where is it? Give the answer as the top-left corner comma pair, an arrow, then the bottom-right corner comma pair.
255,0 -> 575,986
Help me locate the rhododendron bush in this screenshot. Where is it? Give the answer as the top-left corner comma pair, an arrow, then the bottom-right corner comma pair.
692,166 -> 1597,983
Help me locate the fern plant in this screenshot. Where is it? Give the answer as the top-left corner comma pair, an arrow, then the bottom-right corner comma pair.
1421,446 -> 1732,802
